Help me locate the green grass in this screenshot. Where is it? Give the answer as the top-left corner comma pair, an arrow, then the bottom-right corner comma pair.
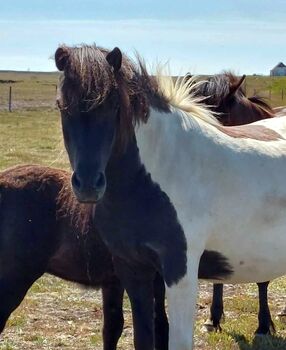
245,76 -> 286,107
6,315 -> 26,329
0,109 -> 68,171
0,71 -> 59,111
0,341 -> 14,350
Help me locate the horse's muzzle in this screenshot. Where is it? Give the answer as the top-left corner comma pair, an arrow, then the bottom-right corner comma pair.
71,171 -> 106,203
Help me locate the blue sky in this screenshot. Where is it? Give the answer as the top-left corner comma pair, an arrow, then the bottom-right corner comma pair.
1,0 -> 286,74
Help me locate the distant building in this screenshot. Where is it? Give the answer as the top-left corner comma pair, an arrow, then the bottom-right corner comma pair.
270,62 -> 286,76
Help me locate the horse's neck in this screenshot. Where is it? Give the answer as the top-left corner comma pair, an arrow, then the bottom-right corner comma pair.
135,107 -> 237,205
136,107 -> 209,169
105,137 -> 147,195
94,122 -> 187,276
229,103 -> 273,126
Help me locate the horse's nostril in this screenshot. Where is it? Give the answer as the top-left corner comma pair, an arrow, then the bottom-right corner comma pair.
72,171 -> 105,197
71,172 -> 81,191
94,172 -> 105,190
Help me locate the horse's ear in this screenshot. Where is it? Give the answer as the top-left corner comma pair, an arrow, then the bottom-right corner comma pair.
227,74 -> 246,98
106,47 -> 122,72
55,47 -> 70,71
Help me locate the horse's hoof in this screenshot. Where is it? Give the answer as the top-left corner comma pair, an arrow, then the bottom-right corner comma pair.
254,332 -> 267,337
202,323 -> 215,333
202,320 -> 220,333
255,329 -> 273,336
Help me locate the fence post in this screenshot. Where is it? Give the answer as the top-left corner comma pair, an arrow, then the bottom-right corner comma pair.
8,86 -> 12,112
282,88 -> 284,101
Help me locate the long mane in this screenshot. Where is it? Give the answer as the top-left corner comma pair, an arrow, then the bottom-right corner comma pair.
57,44 -> 221,137
247,95 -> 275,118
155,70 -> 221,126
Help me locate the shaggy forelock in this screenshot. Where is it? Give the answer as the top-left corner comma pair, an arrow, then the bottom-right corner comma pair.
57,44 -> 169,148
60,45 -> 136,110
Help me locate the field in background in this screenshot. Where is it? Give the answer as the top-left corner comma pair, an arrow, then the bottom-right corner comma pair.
245,75 -> 286,107
1,71 -> 286,349
0,71 -> 59,111
1,71 -> 286,112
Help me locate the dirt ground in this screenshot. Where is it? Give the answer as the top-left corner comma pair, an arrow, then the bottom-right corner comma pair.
1,275 -> 286,350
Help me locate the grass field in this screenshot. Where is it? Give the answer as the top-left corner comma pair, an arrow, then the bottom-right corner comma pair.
1,71 -> 286,349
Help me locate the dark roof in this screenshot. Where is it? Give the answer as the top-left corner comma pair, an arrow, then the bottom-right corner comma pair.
272,62 -> 286,70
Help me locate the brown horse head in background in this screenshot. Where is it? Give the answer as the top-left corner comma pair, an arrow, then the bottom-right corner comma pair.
194,72 -> 275,126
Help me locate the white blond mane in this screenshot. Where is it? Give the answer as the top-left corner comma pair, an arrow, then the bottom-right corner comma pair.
155,68 -> 221,127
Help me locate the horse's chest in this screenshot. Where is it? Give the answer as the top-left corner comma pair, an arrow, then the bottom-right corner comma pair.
93,189 -> 188,284
93,199 -> 155,264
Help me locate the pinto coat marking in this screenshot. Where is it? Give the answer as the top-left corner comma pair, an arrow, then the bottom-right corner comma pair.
136,74 -> 286,349
217,124 -> 283,141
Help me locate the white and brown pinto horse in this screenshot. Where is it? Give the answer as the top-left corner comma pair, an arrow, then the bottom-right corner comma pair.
55,44 -> 286,350
136,73 -> 286,349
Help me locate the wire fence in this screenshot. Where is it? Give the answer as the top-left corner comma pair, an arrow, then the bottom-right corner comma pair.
247,87 -> 285,101
1,78 -> 286,112
0,83 -> 58,112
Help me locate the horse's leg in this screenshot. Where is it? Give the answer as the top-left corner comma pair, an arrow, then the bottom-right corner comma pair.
0,274 -> 40,333
204,284 -> 224,332
127,278 -> 155,350
113,257 -> 155,350
102,280 -> 124,350
154,272 -> 169,350
255,281 -> 275,335
166,253 -> 200,350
